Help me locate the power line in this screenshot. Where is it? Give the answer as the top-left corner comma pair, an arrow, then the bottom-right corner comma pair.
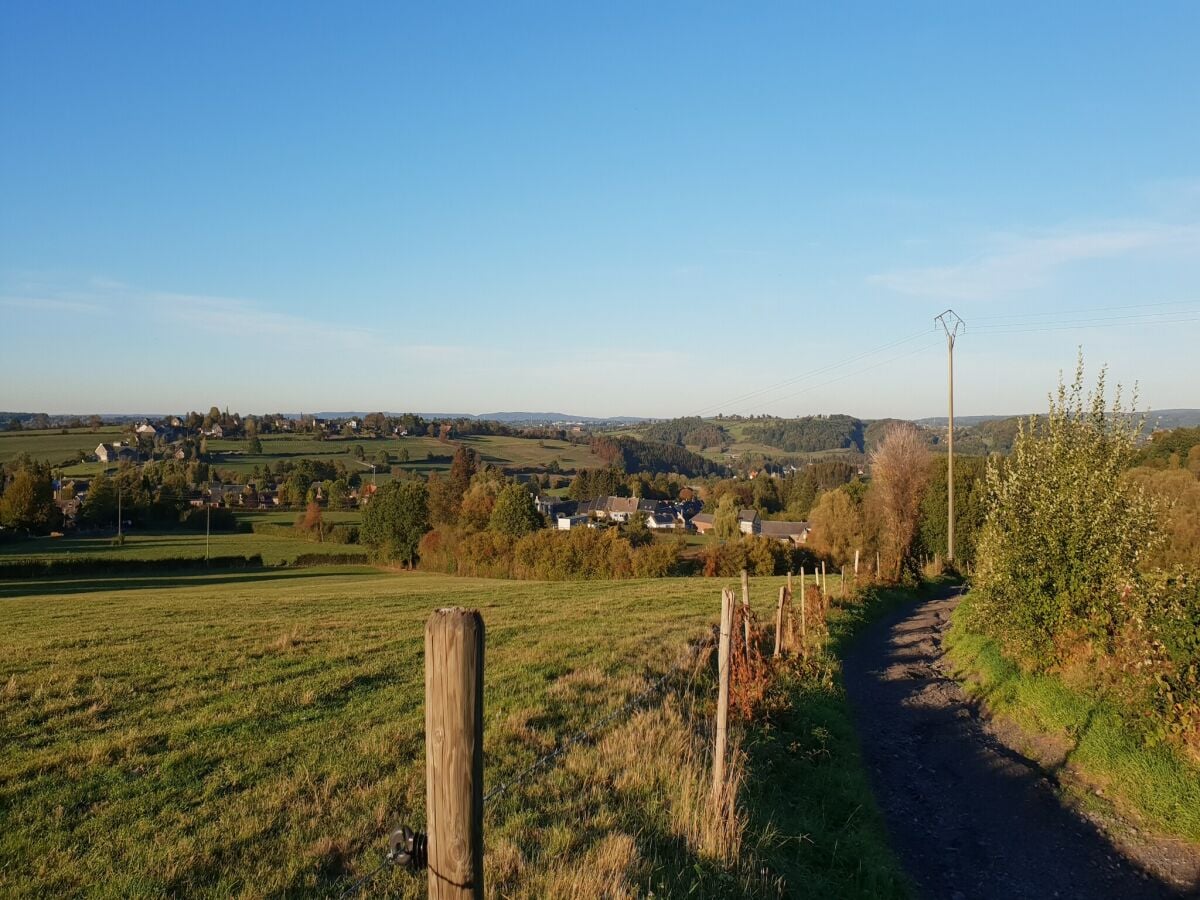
974,315 -> 1200,336
693,328 -> 933,416
972,307 -> 1200,331
970,298 -> 1199,321
763,340 -> 941,409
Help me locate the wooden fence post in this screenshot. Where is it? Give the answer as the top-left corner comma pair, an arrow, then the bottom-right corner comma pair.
426,608 -> 485,900
740,569 -> 751,658
774,585 -> 785,658
876,550 -> 880,579
713,588 -> 733,801
841,566 -> 845,598
821,561 -> 827,597
854,549 -> 860,580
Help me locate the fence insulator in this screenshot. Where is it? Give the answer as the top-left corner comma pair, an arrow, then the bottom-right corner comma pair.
390,826 -> 428,871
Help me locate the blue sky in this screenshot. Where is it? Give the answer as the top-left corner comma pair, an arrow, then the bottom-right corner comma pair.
2,2 -> 1198,418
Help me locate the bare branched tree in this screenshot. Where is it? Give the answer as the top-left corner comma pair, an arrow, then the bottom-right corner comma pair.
870,423 -> 931,580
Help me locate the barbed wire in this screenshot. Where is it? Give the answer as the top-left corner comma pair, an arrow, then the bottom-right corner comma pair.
336,854 -> 391,899
483,643 -> 706,805
335,635 -> 713,897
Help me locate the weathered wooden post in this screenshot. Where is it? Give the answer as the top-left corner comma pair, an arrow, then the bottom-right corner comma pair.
854,549 -> 860,580
876,550 -> 880,579
426,608 -> 485,900
740,569 -> 751,658
713,588 -> 733,801
821,560 -> 827,596
774,585 -> 785,658
841,566 -> 845,598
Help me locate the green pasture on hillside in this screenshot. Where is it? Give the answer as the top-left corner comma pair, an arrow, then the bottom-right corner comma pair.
205,433 -> 605,476
0,527 -> 359,567
0,428 -> 123,465
0,570 -> 908,898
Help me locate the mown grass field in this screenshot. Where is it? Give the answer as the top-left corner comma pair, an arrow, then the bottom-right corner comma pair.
206,433 -> 605,478
0,527 -> 361,567
0,570 -> 911,898
0,428 -> 123,465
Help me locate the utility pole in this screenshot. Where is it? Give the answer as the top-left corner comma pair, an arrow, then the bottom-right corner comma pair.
934,310 -> 965,564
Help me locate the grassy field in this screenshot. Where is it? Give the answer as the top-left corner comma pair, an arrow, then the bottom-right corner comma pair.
206,433 -> 605,477
0,427 -> 123,466
945,625 -> 1200,843
0,527 -> 361,566
0,570 -> 910,898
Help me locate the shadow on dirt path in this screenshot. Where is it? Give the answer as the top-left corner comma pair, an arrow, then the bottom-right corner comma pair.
843,586 -> 1198,900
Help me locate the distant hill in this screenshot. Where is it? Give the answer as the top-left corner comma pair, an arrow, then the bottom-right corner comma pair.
475,412 -> 648,425
919,410 -> 1200,433
1145,409 -> 1200,429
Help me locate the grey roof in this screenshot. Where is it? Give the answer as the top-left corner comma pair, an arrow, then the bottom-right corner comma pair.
738,508 -> 759,522
760,520 -> 810,538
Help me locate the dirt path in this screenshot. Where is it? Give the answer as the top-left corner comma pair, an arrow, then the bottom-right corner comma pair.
843,588 -> 1200,900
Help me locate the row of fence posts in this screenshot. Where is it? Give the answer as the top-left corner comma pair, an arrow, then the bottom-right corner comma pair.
406,562 -> 862,897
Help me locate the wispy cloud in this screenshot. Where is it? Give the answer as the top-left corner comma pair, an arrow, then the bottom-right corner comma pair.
146,290 -> 380,351
870,223 -> 1200,301
0,295 -> 106,314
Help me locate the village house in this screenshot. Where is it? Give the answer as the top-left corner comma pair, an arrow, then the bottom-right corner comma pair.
760,520 -> 811,545
645,511 -> 677,529
738,508 -> 761,535
691,512 -> 715,534
95,442 -> 139,464
556,513 -> 590,531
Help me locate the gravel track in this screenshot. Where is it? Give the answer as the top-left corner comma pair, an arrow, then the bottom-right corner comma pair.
843,588 -> 1199,900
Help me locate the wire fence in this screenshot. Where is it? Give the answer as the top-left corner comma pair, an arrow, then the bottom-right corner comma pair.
336,635 -> 712,897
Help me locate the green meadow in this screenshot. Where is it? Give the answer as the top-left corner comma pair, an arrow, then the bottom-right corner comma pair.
0,570 -> 910,898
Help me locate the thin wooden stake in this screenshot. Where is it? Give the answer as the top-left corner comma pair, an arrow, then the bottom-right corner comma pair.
740,569 -> 751,658
426,608 -> 485,900
713,588 -> 733,801
799,565 -> 807,657
854,548 -> 860,579
774,585 -> 785,658
841,566 -> 845,598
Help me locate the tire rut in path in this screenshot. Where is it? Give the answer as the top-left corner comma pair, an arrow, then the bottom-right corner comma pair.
842,589 -> 1196,900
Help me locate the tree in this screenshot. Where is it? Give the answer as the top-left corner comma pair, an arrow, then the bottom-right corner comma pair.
248,436 -> 263,455
328,478 -> 350,511
0,463 -> 59,532
488,484 -> 543,537
82,472 -> 118,526
918,455 -> 987,568
966,360 -> 1159,666
352,444 -> 366,461
300,501 -> 324,539
361,481 -> 430,567
713,495 -> 741,541
808,487 -> 864,568
869,423 -> 931,581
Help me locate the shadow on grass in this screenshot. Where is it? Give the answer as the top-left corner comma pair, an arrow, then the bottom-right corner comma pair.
0,567 -> 377,599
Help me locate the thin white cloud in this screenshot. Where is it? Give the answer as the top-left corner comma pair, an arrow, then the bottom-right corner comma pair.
0,295 -> 106,314
870,223 -> 1200,301
147,290 -> 379,350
